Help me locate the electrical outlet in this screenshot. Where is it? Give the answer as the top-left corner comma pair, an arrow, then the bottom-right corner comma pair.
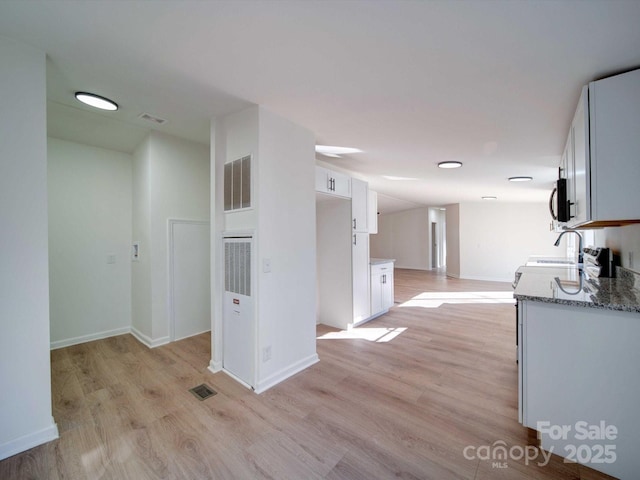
629,251 -> 635,269
107,254 -> 116,264
262,346 -> 272,362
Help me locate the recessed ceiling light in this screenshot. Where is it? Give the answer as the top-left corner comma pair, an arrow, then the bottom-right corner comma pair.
438,161 -> 462,169
482,196 -> 498,200
508,176 -> 533,182
75,92 -> 118,111
315,145 -> 362,157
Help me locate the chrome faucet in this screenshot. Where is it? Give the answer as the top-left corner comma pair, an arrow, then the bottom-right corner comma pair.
554,230 -> 583,265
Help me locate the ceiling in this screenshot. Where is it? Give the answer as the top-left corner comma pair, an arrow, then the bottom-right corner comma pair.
2,1 -> 640,213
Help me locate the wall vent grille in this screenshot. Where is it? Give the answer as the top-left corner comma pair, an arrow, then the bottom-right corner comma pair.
224,240 -> 251,296
224,155 -> 251,211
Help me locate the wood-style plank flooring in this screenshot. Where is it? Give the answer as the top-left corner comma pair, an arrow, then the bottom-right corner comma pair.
0,269 -> 617,479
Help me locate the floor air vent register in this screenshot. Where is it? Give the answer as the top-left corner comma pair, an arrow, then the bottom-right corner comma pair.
189,383 -> 217,401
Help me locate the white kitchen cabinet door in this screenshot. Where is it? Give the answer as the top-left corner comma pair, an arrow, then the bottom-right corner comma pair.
371,270 -> 384,317
566,86 -> 588,227
563,68 -> 640,227
351,177 -> 368,233
352,232 -> 370,323
370,262 -> 394,317
315,166 -> 351,198
520,300 -> 640,479
382,268 -> 394,310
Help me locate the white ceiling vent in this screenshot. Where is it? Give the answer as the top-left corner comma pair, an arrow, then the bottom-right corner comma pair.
138,112 -> 167,125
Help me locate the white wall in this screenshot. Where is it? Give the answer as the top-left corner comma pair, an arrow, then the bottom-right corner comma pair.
48,138 -> 132,348
212,105 -> 318,393
0,36 -> 58,460
131,131 -> 210,347
445,204 -> 461,278
370,207 -> 430,270
458,202 -> 563,282
148,132 -> 210,343
131,135 -> 153,340
596,223 -> 640,274
316,196 -> 352,328
256,107 -> 318,392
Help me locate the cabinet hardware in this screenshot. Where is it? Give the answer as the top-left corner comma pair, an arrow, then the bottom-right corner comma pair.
353,234 -> 357,246
353,218 -> 357,230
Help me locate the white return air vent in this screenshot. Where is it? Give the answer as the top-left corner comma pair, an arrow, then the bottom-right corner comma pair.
224,155 -> 251,211
224,239 -> 251,297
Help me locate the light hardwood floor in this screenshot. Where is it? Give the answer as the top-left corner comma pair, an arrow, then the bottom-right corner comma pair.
0,269 -> 617,479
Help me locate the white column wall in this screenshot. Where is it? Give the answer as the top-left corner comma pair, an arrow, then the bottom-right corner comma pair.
211,105 -> 318,392
0,36 -> 58,460
131,131 -> 210,347
256,107 -> 318,392
147,132 -> 210,343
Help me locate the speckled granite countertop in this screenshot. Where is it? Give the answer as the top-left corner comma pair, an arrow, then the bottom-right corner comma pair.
514,266 -> 640,313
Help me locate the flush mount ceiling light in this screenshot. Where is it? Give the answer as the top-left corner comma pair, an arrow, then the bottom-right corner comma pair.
315,145 -> 362,158
74,92 -> 118,111
438,161 -> 463,169
482,196 -> 498,200
508,176 -> 533,182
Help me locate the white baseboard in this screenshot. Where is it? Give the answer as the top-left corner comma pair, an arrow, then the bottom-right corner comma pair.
254,353 -> 320,394
208,359 -> 222,373
0,418 -> 58,461
50,327 -> 131,350
130,327 -> 169,349
222,369 -> 254,390
460,274 -> 513,283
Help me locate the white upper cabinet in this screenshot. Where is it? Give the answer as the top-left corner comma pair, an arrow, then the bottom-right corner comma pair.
351,177 -> 368,233
315,166 -> 351,198
564,68 -> 640,228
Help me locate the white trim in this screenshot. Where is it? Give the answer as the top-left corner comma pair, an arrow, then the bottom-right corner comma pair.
222,368 -> 254,391
0,419 -> 58,461
208,359 -> 222,373
130,327 -> 169,349
174,328 -> 211,343
254,353 -> 320,394
459,274 -> 513,283
50,326 -> 131,350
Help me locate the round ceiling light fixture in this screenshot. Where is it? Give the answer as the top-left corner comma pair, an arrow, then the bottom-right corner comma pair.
508,176 -> 533,182
74,92 -> 118,111
438,161 -> 463,169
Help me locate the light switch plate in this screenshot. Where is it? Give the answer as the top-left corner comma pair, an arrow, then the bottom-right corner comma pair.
263,258 -> 271,273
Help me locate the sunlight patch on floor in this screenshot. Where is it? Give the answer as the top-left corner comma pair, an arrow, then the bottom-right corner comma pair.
399,291 -> 515,309
317,327 -> 407,343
